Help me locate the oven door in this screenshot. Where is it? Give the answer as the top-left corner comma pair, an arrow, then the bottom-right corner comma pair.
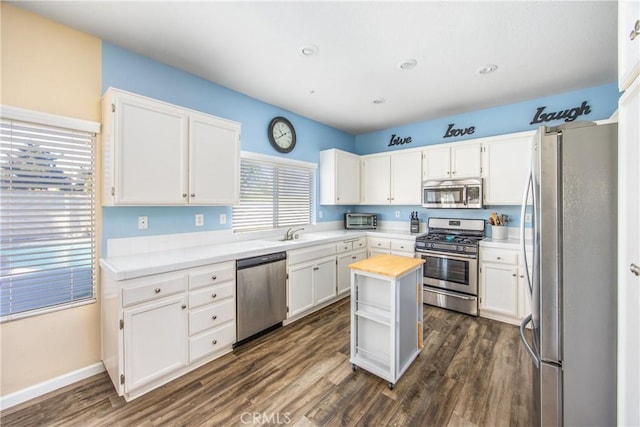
416,250 -> 478,296
422,185 -> 466,208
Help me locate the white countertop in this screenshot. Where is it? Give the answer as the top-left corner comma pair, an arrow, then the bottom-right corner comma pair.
100,229 -> 420,281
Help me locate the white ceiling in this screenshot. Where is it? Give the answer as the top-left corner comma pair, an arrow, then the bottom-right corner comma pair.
11,1 -> 617,135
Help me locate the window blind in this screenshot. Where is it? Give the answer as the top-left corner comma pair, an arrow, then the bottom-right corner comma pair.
233,156 -> 314,232
0,118 -> 96,321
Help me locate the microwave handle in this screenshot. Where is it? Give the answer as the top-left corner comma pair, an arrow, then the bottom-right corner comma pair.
462,186 -> 467,206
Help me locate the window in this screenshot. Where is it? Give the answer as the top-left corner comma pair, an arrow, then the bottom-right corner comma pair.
0,107 -> 99,321
233,152 -> 315,232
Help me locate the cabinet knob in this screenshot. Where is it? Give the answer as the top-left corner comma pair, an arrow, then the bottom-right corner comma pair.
212,293 -> 217,299
496,257 -> 501,260
181,304 -> 187,309
630,19 -> 640,41
190,193 -> 196,198
519,275 -> 525,278
155,288 -> 161,294
631,263 -> 640,277
352,256 -> 357,260
313,267 -> 319,271
212,315 -> 217,320
182,193 -> 187,198
211,275 -> 217,281
212,340 -> 218,345
512,273 -> 517,277
451,171 -> 456,175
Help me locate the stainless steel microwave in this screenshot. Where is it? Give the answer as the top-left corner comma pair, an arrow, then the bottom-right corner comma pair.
422,179 -> 483,209
344,213 -> 378,229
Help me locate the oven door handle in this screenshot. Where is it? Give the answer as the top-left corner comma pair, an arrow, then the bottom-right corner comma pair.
416,250 -> 477,261
426,287 -> 476,301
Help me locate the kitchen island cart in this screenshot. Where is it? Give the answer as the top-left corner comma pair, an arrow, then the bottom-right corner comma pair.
348,254 -> 424,389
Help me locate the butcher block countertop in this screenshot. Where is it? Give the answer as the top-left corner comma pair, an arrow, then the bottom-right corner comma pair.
349,254 -> 425,278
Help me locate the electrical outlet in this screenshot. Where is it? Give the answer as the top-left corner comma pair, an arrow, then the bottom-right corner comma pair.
395,210 -> 400,218
318,211 -> 324,219
138,216 -> 148,230
525,213 -> 532,223
219,213 -> 226,225
195,214 -> 204,226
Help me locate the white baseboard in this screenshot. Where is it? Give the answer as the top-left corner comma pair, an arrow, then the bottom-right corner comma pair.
0,362 -> 105,411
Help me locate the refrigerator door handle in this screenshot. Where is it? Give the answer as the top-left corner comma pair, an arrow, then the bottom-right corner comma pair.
520,173 -> 533,294
520,314 -> 539,368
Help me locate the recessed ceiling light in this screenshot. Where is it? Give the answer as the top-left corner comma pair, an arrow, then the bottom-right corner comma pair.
372,98 -> 385,104
477,64 -> 498,75
300,44 -> 319,56
398,59 -> 417,70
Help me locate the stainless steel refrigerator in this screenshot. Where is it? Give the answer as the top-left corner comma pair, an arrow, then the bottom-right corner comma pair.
519,122 -> 617,426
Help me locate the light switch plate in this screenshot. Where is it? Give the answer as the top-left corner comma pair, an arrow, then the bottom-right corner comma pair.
219,213 -> 226,225
138,216 -> 148,230
195,214 -> 204,226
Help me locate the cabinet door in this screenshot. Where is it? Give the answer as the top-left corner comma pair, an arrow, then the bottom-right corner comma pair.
618,77 -> 640,426
361,155 -> 391,204
422,145 -> 451,180
123,294 -> 188,393
115,95 -> 188,205
315,256 -> 337,305
483,135 -> 532,205
189,114 -> 240,205
337,250 -> 365,295
619,0 -> 640,90
336,151 -> 360,204
451,143 -> 481,178
369,248 -> 391,257
480,263 -> 518,318
390,151 -> 422,204
288,263 -> 315,317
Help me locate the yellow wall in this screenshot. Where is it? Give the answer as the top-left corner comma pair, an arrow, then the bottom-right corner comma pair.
0,3 -> 102,396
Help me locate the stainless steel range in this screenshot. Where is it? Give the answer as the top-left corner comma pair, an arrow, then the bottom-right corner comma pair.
414,218 -> 485,316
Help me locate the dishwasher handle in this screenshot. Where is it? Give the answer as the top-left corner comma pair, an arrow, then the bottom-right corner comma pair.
236,251 -> 287,270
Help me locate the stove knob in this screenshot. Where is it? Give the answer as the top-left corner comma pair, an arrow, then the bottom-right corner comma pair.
457,246 -> 464,252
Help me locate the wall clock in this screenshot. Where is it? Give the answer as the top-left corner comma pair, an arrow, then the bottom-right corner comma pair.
268,116 -> 296,153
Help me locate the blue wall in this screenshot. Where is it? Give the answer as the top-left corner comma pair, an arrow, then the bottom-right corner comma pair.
101,41 -> 619,249
101,42 -> 355,249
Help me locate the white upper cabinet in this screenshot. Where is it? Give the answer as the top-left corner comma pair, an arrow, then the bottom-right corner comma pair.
319,149 -> 360,205
619,0 -> 640,90
422,142 -> 481,181
102,88 -> 241,206
189,112 -> 240,205
482,132 -> 534,205
361,151 -> 421,205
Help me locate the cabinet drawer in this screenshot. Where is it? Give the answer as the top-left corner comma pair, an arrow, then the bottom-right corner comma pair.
336,242 -> 353,253
368,237 -> 391,250
288,243 -> 336,265
481,249 -> 518,265
122,274 -> 186,307
189,322 -> 236,362
189,299 -> 235,336
189,282 -> 235,309
188,262 -> 235,290
391,240 -> 413,252
352,238 -> 367,251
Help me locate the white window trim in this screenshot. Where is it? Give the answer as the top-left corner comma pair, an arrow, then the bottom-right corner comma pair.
240,151 -> 317,170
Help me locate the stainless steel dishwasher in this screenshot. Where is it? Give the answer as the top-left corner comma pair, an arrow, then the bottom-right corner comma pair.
235,251 -> 287,345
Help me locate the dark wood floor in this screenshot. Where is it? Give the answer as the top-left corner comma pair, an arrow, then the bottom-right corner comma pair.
1,298 -> 532,426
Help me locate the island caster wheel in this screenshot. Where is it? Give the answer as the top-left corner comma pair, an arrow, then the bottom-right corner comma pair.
352,364 -> 358,372
388,382 -> 394,390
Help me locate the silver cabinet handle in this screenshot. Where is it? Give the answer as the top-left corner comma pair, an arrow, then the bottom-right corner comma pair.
182,193 -> 187,198
512,273 -> 517,277
212,340 -> 217,345
191,193 -> 196,197
155,288 -> 161,294
212,315 -> 217,320
631,263 -> 640,277
181,304 -> 187,309
212,293 -> 217,299
630,19 -> 640,41
211,275 -> 217,281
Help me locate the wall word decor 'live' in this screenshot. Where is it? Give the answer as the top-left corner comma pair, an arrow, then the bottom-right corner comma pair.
443,123 -> 476,138
388,134 -> 413,146
530,101 -> 592,125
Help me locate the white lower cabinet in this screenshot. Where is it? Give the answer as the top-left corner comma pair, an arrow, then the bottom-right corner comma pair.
479,245 -> 531,325
287,243 -> 338,319
337,249 -> 367,295
123,293 -> 189,392
367,236 -> 415,258
102,261 -> 236,401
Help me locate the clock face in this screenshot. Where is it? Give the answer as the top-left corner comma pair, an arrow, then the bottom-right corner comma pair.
268,117 -> 296,153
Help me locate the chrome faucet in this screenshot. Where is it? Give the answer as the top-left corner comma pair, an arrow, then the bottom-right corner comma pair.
284,227 -> 305,240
